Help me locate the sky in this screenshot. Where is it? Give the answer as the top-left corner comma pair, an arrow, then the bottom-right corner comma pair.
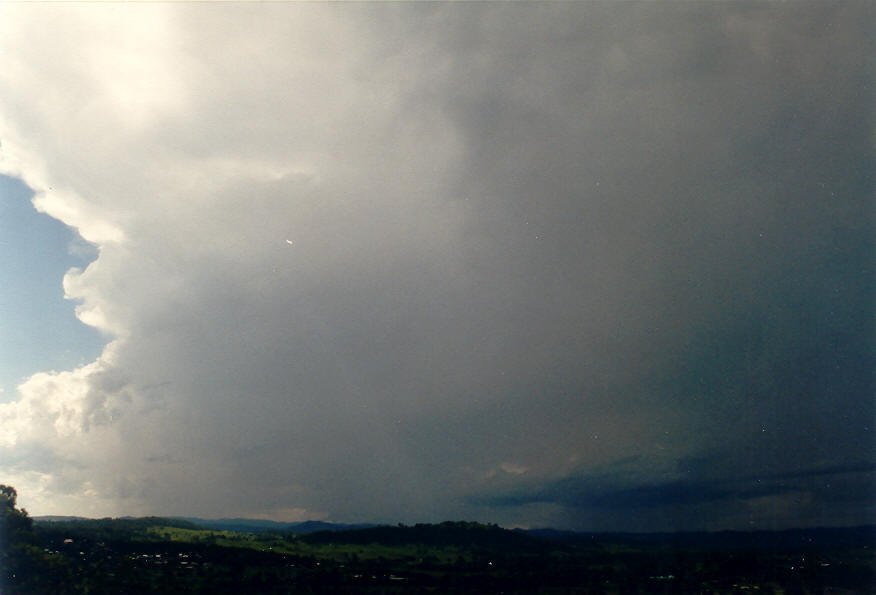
0,174 -> 104,399
0,2 -> 873,533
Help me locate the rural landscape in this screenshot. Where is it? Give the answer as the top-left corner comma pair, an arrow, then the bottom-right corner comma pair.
2,485 -> 874,594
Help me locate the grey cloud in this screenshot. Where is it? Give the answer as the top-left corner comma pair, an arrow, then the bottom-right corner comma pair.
477,458 -> 875,531
0,2 -> 872,528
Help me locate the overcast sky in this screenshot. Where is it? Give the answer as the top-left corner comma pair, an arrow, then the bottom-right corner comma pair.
0,2 -> 872,532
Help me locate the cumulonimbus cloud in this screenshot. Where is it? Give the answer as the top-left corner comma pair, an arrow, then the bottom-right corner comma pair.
0,2 -> 872,530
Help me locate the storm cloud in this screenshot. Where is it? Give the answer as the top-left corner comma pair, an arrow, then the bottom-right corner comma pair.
0,2 -> 872,531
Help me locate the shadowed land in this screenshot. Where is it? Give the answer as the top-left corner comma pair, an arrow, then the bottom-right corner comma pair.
2,486 -> 874,594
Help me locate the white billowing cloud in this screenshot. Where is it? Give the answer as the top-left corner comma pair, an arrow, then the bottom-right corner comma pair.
0,3 -> 871,530
1,362 -> 103,447
0,342 -> 141,516
0,3 -> 477,520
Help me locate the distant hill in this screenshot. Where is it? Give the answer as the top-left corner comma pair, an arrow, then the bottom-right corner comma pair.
300,520 -> 545,551
34,516 -> 202,530
178,517 -> 375,534
33,514 -> 875,551
32,516 -> 203,542
33,515 -> 91,522
34,515 -> 373,535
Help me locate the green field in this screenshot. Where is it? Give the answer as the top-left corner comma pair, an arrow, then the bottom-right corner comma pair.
145,525 -> 467,564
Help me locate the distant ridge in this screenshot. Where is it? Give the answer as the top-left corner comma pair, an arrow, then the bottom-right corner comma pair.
178,517 -> 375,534
32,515 -> 875,549
33,515 -> 373,534
33,515 -> 91,522
300,521 -> 543,551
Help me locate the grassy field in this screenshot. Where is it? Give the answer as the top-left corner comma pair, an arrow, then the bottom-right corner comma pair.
147,525 -> 473,564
